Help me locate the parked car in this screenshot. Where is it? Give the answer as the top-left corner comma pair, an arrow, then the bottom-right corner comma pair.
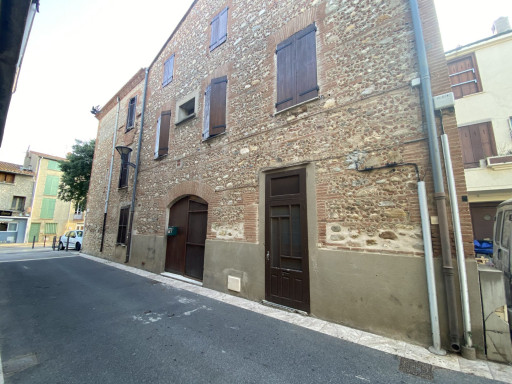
59,230 -> 83,250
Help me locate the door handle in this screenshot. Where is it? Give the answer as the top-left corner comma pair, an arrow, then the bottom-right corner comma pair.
266,251 -> 270,262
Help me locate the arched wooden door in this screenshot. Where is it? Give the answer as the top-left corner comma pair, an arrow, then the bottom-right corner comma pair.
165,196 -> 208,281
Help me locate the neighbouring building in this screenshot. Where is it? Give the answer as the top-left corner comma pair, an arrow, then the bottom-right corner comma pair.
446,18 -> 512,243
86,0 -> 488,357
24,151 -> 77,243
0,161 -> 34,243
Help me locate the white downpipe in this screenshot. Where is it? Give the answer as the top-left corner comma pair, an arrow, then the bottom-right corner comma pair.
418,181 -> 446,355
441,134 -> 473,349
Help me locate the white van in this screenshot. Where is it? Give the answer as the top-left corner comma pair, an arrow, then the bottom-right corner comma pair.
494,198 -> 512,310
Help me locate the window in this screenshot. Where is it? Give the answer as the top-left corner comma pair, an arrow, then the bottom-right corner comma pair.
176,94 -> 197,125
162,54 -> 175,87
118,152 -> 130,188
447,54 -> 482,99
0,172 -> 15,183
202,76 -> 227,140
458,122 -> 497,168
276,23 -> 319,112
11,196 -> 26,211
47,160 -> 61,170
40,198 -> 56,219
502,211 -> 512,251
126,96 -> 137,130
0,222 -> 17,232
44,223 -> 57,234
210,7 -> 228,51
44,175 -> 59,196
154,111 -> 171,159
116,206 -> 130,244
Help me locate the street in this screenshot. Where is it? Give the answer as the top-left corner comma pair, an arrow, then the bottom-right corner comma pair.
0,249 -> 501,383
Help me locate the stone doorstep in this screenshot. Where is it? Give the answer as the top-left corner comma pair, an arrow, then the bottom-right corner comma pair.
79,253 -> 512,383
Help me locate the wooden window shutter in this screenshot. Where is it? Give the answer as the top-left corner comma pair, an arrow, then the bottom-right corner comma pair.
154,115 -> 161,159
210,7 -> 228,51
163,55 -> 174,86
41,198 -> 56,219
458,122 -> 496,168
44,175 -> 59,196
158,111 -> 171,157
202,85 -> 211,140
448,54 -> 481,99
295,24 -> 318,104
127,97 -> 137,129
209,76 -> 227,136
5,173 -> 15,183
276,35 -> 296,112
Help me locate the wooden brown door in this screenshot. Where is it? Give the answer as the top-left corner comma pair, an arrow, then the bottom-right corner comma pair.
265,169 -> 310,312
165,196 -> 208,281
470,202 -> 500,240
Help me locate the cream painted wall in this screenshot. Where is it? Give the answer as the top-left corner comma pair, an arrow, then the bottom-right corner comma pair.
448,33 -> 512,201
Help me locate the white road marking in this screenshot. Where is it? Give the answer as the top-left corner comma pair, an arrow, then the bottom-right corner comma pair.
355,375 -> 371,382
0,349 -> 4,384
0,255 -> 77,263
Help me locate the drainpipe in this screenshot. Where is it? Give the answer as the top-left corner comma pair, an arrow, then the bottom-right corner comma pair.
125,68 -> 149,263
409,0 -> 461,352
439,112 -> 476,359
100,96 -> 121,252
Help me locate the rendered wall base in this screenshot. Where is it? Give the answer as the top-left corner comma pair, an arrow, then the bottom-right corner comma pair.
129,234 -> 166,273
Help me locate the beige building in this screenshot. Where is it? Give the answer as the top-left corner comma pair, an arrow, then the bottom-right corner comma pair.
24,151 -> 82,243
446,19 -> 512,241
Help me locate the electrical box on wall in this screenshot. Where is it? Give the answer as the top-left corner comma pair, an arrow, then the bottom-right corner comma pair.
227,275 -> 241,292
167,226 -> 178,236
433,92 -> 455,110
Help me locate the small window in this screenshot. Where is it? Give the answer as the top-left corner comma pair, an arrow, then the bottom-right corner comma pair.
176,93 -> 198,125
162,54 -> 175,87
154,111 -> 171,159
276,23 -> 319,112
0,172 -> 15,183
203,76 -> 227,140
0,222 -> 17,232
118,152 -> 130,188
210,7 -> 228,51
117,206 -> 130,244
126,96 -> 137,130
458,122 -> 497,168
447,54 -> 482,99
11,196 -> 26,211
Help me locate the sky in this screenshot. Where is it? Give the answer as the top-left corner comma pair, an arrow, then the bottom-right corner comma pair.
1,0 -> 511,165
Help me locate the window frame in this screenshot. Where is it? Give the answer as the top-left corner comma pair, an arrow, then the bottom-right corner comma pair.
126,96 -> 137,131
275,23 -> 319,113
116,206 -> 130,245
118,152 -> 130,188
11,196 -> 26,211
0,172 -> 15,183
447,53 -> 483,99
162,54 -> 175,87
209,7 -> 228,52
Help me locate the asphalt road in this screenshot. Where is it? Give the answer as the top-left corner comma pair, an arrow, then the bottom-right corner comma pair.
0,252 -> 498,383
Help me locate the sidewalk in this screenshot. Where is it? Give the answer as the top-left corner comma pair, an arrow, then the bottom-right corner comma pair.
81,253 -> 512,383
0,242 -> 52,248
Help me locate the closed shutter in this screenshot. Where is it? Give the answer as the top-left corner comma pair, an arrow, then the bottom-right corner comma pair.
202,85 -> 211,140
458,122 -> 497,168
44,175 -> 59,196
210,7 -> 228,51
448,55 -> 481,99
276,35 -> 296,111
163,55 -> 174,86
295,24 -> 318,104
158,111 -> 171,157
44,223 -> 57,234
209,76 -> 227,136
276,23 -> 318,112
41,198 -> 56,219
127,97 -> 137,129
47,160 -> 60,170
5,173 -> 14,183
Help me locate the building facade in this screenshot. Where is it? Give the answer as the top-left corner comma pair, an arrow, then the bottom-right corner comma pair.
446,21 -> 512,242
24,151 -> 77,243
0,161 -> 34,243
85,0 -> 485,355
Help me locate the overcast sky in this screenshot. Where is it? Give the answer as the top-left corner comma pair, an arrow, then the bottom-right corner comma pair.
1,0 -> 511,164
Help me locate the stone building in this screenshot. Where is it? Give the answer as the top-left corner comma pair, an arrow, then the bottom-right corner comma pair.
85,0 -> 485,355
0,161 -> 34,243
446,18 -> 512,242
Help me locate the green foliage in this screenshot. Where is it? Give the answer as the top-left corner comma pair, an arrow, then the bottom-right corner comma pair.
58,139 -> 95,209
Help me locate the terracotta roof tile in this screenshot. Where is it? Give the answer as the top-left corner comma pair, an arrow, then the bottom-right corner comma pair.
0,161 -> 34,176
29,151 -> 67,161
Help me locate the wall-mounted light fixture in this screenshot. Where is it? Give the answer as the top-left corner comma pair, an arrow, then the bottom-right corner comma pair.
115,146 -> 136,168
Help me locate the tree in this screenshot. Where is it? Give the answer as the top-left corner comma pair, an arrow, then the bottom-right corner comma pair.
58,139 -> 95,210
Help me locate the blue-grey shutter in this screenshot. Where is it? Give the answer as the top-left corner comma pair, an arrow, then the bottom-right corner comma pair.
210,15 -> 219,51
154,115 -> 161,159
276,34 -> 296,111
163,55 -> 174,86
202,85 -> 211,140
217,7 -> 228,47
